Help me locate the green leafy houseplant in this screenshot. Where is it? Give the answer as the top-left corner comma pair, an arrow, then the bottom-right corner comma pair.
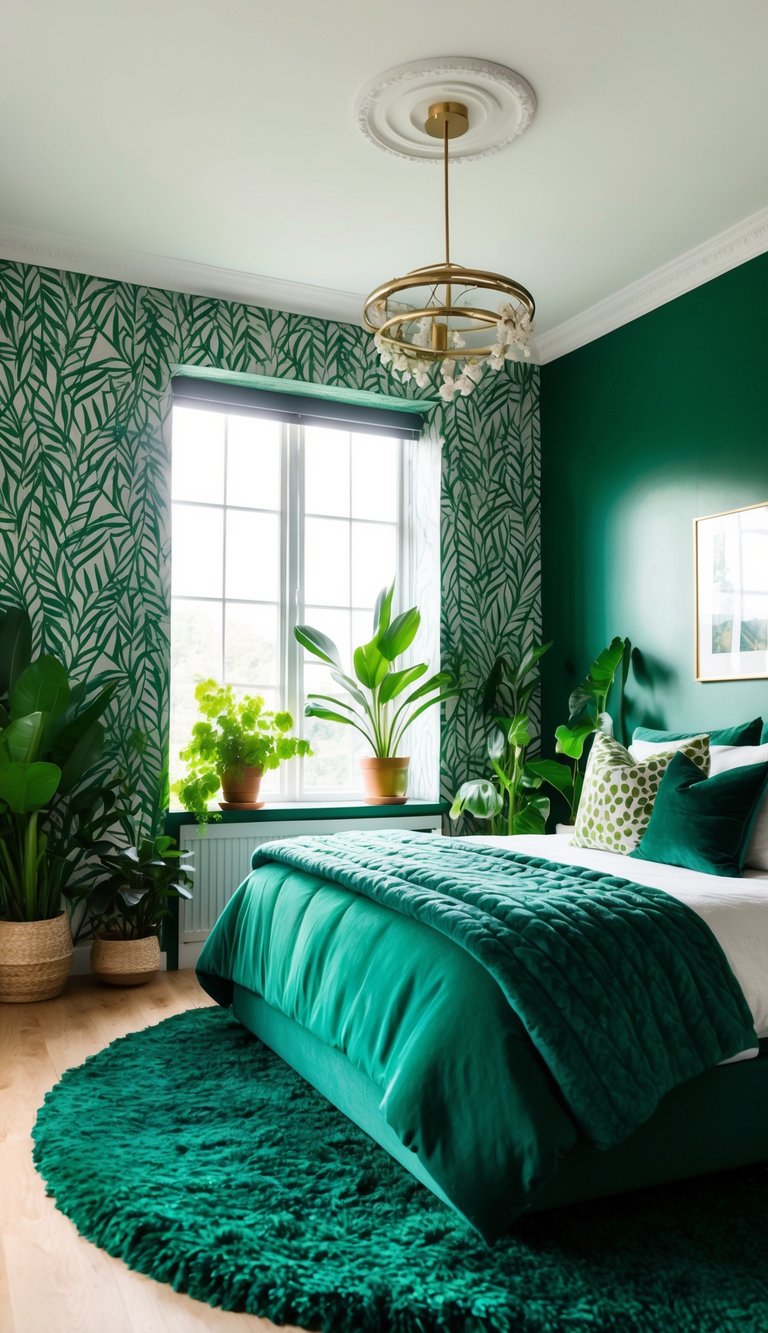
0,605 -> 122,1002
450,643 -> 552,835
294,581 -> 458,804
527,636 -> 632,823
173,680 -> 311,818
86,834 -> 194,941
0,607 -> 119,923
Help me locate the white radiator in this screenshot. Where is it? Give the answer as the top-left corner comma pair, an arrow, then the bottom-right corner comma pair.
178,813 -> 442,969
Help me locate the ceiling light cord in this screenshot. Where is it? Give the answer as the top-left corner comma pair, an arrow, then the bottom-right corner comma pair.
444,121 -> 452,314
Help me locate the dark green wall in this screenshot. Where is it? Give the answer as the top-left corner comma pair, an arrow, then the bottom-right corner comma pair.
541,251 -> 768,745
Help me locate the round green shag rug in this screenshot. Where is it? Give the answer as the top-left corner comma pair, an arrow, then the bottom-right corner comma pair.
33,1007 -> 768,1333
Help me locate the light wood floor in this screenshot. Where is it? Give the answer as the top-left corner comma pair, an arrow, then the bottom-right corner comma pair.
1,970 -> 308,1333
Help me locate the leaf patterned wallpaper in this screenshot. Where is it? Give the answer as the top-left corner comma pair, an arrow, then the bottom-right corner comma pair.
0,260 -> 540,820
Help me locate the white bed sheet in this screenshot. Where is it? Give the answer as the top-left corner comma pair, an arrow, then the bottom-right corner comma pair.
461,833 -> 768,1042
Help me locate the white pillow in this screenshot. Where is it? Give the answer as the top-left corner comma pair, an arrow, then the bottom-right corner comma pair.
629,736 -> 704,763
709,744 -> 768,873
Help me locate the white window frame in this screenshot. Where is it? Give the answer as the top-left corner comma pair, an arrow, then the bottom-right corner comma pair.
170,407 -> 414,805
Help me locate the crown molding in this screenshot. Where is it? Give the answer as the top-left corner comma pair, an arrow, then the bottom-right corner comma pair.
3,206 -> 768,365
0,222 -> 364,327
536,204 -> 768,363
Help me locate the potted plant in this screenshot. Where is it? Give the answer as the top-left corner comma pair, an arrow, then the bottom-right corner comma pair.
295,581 -> 458,804
86,834 -> 194,986
450,642 -> 552,833
174,680 -> 311,819
0,607 -> 119,1003
527,637 -> 632,827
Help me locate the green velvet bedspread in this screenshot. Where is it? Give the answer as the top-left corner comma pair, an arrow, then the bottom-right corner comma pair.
197,831 -> 756,1238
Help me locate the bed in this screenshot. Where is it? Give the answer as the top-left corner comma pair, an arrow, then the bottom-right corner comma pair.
196,830 -> 768,1242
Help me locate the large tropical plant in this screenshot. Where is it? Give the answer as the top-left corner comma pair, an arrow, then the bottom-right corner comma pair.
527,636 -> 632,823
0,607 -> 120,921
450,642 -> 551,835
294,581 -> 458,758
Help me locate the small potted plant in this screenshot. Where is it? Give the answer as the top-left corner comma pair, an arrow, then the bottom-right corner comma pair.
174,680 -> 311,818
87,834 -> 194,986
0,607 -> 120,1003
295,580 -> 458,804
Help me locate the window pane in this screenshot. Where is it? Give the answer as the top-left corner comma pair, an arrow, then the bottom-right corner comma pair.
226,415 -> 281,510
172,504 -> 223,598
225,510 -> 280,601
351,523 -> 397,607
305,427 -> 350,517
224,603 -> 279,684
303,608 -> 351,667
304,518 -> 350,606
351,434 -> 399,521
172,406 -> 225,504
171,599 -> 223,682
303,661 -> 340,703
169,679 -> 202,793
302,709 -> 356,793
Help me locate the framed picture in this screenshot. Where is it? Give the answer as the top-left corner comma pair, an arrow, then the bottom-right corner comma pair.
695,501 -> 768,681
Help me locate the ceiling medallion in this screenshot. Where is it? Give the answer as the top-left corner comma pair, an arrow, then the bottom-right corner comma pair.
359,62 -> 536,403
355,57 -> 536,164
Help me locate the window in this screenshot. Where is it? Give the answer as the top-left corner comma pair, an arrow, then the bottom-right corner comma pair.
169,386 -> 428,805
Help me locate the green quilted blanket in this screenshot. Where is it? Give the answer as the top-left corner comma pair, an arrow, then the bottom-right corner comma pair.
247,831 -> 757,1148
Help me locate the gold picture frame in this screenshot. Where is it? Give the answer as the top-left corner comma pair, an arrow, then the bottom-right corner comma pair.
695,500 -> 768,682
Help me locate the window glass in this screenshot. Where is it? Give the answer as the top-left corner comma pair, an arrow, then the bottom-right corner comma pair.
226,416 -> 281,510
170,407 -> 404,803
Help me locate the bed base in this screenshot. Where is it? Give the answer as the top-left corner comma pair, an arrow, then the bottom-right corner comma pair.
233,986 -> 768,1222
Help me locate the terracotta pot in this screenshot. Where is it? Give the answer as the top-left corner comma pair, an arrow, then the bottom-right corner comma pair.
90,933 -> 161,987
220,766 -> 264,807
360,756 -> 410,805
0,912 -> 73,1003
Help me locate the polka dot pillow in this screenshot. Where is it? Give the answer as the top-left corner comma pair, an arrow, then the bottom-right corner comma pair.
573,732 -> 710,854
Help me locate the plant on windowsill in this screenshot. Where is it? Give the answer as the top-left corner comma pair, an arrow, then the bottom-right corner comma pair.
526,637 -> 632,827
294,580 -> 458,805
0,606 -> 121,1003
173,680 -> 311,821
449,642 -> 552,834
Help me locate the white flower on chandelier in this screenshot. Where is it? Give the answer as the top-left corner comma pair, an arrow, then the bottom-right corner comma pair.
412,317 -> 432,350
497,304 -> 533,351
371,303 -> 534,402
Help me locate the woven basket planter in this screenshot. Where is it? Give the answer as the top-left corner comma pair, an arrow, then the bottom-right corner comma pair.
0,912 -> 73,1003
90,934 -> 161,987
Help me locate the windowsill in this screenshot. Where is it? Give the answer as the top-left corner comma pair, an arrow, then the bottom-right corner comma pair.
165,799 -> 448,833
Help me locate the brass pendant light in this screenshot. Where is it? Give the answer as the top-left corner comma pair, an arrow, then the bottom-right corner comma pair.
363,100 -> 535,402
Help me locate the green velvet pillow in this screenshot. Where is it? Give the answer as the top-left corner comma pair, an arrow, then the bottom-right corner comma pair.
762,721 -> 768,745
631,751 -> 768,877
633,718 -> 763,747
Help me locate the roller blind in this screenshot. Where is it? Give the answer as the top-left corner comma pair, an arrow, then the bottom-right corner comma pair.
172,376 -> 424,441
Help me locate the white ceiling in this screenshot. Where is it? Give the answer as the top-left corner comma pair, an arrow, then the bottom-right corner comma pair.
2,0 -> 768,349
